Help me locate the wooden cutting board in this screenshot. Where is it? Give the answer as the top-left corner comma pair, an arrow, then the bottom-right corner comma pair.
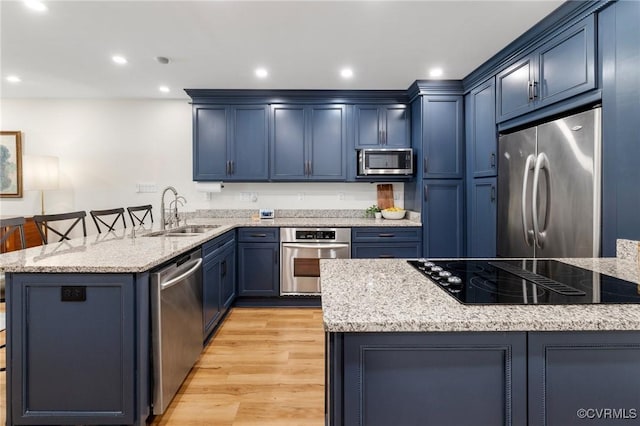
376,184 -> 394,210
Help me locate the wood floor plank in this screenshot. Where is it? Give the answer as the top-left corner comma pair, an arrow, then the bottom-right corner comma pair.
150,307 -> 325,425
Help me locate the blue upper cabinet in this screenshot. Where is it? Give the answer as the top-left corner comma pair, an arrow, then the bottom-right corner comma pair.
466,78 -> 497,178
271,104 -> 346,181
496,15 -> 596,122
354,104 -> 409,148
193,104 -> 269,181
422,95 -> 464,179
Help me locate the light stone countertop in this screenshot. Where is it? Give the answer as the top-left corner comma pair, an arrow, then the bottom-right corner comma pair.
0,216 -> 420,273
320,257 -> 640,333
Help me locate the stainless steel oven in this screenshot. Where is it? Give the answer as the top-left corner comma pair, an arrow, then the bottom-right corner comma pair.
280,228 -> 351,296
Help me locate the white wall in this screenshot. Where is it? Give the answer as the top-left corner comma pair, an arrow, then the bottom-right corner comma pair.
0,99 -> 403,222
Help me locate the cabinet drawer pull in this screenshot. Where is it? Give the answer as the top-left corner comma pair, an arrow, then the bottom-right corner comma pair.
378,233 -> 395,238
249,233 -> 267,238
379,254 -> 395,258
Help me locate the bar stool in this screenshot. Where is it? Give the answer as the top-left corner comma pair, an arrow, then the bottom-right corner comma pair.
90,208 -> 127,233
127,205 -> 153,226
0,217 -> 26,368
0,217 -> 26,303
33,211 -> 87,244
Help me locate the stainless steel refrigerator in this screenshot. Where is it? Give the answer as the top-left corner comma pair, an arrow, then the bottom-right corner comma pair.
497,107 -> 601,258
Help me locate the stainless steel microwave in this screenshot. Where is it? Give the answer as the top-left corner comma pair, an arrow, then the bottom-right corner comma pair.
357,148 -> 414,176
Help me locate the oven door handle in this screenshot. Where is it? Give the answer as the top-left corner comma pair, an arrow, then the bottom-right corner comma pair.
283,243 -> 350,250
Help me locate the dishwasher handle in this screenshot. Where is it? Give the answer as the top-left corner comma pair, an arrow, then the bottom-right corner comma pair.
161,258 -> 203,290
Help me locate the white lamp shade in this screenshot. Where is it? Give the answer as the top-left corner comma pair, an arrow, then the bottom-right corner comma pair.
23,155 -> 59,191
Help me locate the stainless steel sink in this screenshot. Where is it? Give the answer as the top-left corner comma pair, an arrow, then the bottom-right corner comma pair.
144,224 -> 220,237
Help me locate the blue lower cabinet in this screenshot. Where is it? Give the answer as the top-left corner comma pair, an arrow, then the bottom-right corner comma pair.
203,255 -> 222,338
352,243 -> 420,259
331,332 -> 527,426
9,274 -> 136,425
220,241 -> 236,311
422,179 -> 464,258
237,242 -> 280,297
351,227 -> 422,258
203,237 -> 236,339
467,177 -> 497,257
528,331 -> 640,426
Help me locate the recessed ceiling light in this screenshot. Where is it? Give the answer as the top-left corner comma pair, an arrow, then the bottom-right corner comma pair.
112,55 -> 128,65
6,75 -> 22,83
340,68 -> 354,79
255,68 -> 268,78
24,0 -> 47,12
159,86 -> 170,93
429,68 -> 444,78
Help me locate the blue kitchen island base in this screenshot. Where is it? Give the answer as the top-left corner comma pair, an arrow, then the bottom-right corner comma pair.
326,331 -> 640,426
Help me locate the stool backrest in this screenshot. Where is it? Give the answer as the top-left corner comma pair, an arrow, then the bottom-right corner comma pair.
90,208 -> 126,233
33,211 -> 87,244
127,205 -> 153,226
0,216 -> 26,250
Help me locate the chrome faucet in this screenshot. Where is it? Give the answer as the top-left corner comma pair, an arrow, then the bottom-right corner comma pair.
160,186 -> 178,230
169,195 -> 187,227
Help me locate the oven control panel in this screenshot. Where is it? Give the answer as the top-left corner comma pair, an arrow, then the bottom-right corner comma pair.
296,230 -> 336,240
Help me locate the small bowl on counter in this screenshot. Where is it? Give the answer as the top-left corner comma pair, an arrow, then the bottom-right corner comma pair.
381,209 -> 406,220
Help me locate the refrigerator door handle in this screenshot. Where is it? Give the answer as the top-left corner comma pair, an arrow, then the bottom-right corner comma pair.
532,152 -> 551,249
521,154 -> 536,246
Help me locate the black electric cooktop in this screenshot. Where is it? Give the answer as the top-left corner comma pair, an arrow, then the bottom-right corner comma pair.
407,259 -> 640,305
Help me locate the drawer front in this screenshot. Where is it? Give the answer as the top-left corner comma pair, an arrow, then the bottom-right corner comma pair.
352,227 -> 421,243
203,230 -> 236,259
237,227 -> 279,243
352,242 -> 421,259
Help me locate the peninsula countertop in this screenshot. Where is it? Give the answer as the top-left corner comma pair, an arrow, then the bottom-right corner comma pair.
320,257 -> 640,333
0,215 -> 420,273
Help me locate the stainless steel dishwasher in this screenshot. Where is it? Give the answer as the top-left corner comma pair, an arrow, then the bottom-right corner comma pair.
151,249 -> 203,415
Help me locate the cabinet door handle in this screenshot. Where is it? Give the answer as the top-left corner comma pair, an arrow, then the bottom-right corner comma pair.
382,130 -> 386,145
273,250 -> 278,265
424,157 -> 428,173
490,153 -> 496,168
308,161 -> 312,176
424,185 -> 428,202
378,233 -> 396,238
532,81 -> 538,100
226,160 -> 230,175
528,81 -> 534,101
230,160 -> 234,175
304,161 -> 309,176
221,260 -> 227,278
491,185 -> 496,202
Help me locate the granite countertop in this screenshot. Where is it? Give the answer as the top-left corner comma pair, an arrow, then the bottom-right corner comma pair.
320,257 -> 640,333
0,215 -> 420,273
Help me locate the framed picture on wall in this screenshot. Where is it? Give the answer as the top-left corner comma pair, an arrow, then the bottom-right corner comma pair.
0,131 -> 23,198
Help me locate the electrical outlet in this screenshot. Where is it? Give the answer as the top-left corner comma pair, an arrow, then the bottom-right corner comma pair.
136,183 -> 158,193
61,286 -> 86,302
240,192 -> 251,201
297,193 -> 305,201
338,192 -> 345,201
251,192 -> 258,202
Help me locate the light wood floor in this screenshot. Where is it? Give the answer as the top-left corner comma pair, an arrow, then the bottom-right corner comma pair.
151,307 -> 325,426
0,307 -> 324,426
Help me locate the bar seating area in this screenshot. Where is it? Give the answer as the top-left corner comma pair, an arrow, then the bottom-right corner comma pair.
1,205 -> 154,248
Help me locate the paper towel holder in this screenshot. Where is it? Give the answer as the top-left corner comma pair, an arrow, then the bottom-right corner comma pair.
195,181 -> 224,193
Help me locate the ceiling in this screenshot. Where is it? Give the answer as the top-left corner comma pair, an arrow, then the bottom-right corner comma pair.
1,0 -> 564,100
